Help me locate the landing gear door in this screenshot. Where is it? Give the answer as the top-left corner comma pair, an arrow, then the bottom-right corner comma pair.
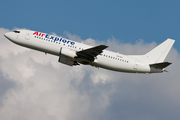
25,31 -> 30,40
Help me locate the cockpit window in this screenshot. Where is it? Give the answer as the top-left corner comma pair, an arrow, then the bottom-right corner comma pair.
13,30 -> 20,33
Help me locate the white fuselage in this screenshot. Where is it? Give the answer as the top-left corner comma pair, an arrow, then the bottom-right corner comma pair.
4,30 -> 163,73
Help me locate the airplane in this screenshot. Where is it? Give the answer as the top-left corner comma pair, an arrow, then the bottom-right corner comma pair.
4,29 -> 175,74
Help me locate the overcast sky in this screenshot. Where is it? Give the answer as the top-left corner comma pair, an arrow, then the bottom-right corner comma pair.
0,0 -> 180,120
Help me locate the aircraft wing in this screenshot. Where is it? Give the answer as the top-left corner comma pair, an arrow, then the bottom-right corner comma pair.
76,45 -> 108,61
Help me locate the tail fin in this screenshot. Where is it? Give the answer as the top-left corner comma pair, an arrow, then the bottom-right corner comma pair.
143,39 -> 175,64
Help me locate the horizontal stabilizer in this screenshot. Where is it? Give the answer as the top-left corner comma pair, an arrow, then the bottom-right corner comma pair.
150,62 -> 172,69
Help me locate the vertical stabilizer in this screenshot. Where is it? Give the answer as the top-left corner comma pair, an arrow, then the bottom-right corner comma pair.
143,39 -> 175,63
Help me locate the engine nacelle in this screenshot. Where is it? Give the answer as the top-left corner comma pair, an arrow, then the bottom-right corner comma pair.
58,56 -> 74,66
60,47 -> 77,58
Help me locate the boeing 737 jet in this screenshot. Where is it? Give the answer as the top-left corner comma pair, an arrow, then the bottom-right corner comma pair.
4,29 -> 175,73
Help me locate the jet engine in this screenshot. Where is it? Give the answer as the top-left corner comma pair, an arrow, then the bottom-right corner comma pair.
58,56 -> 78,66
60,47 -> 77,58
58,47 -> 79,66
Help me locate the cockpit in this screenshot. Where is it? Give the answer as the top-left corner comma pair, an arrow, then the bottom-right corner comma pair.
13,30 -> 20,33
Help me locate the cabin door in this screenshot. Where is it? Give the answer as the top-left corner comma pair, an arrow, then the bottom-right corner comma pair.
133,60 -> 139,70
25,31 -> 30,40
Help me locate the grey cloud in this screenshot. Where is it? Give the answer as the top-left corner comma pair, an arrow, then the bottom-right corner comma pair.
0,28 -> 180,120
0,70 -> 16,107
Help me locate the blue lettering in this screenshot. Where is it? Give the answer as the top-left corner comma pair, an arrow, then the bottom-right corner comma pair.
62,39 -> 66,43
54,37 -> 59,42
44,35 -> 75,45
67,40 -> 70,44
50,36 -> 54,40
71,42 -> 75,45
45,34 -> 49,39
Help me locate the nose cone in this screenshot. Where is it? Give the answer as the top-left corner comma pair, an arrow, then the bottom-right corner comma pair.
4,32 -> 18,42
4,32 -> 12,40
